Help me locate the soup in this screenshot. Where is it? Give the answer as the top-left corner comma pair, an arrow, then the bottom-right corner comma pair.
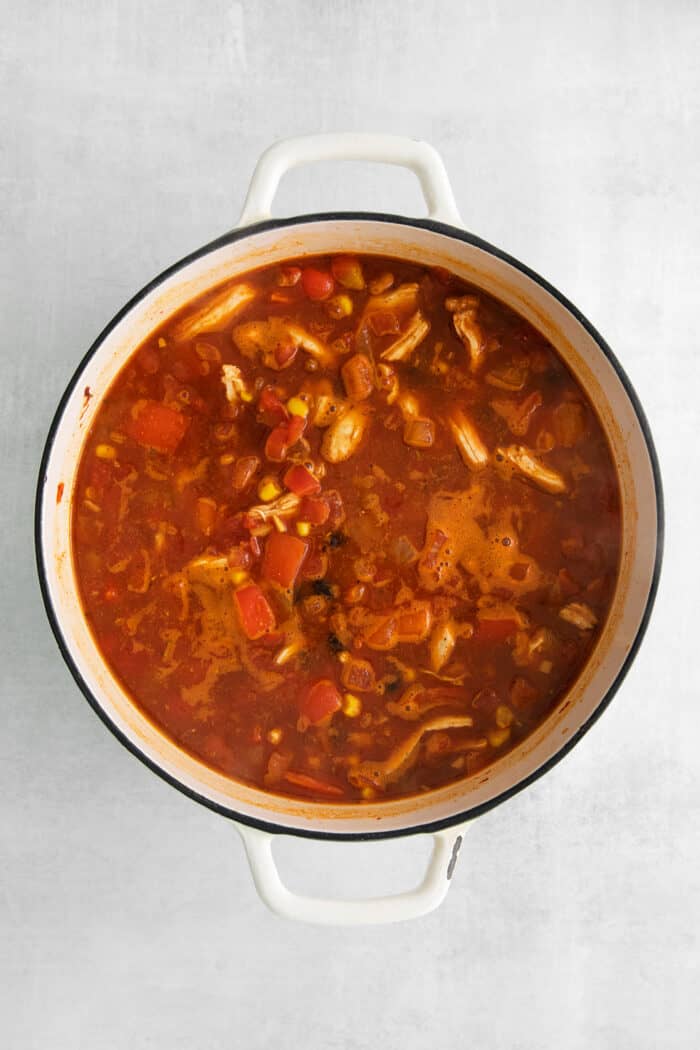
71,254 -> 621,802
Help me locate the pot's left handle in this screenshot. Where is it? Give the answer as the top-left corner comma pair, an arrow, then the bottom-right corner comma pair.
238,133 -> 464,228
236,823 -> 464,926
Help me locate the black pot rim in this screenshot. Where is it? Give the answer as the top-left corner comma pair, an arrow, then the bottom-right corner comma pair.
35,211 -> 664,842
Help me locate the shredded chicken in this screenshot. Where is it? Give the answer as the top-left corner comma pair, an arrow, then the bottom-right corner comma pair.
321,406 -> 370,463
244,492 -> 301,526
233,317 -> 334,369
380,311 -> 430,362
559,602 -> 598,630
172,282 -> 256,342
429,620 -> 457,672
386,683 -> 469,722
448,408 -> 489,470
221,363 -> 252,405
348,715 -> 475,790
446,295 -> 486,371
496,445 -> 567,494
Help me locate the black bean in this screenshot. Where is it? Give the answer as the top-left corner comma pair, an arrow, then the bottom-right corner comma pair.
312,579 -> 334,598
327,633 -> 346,654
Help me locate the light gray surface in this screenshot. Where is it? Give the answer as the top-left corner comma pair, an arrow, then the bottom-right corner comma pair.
2,1 -> 698,1046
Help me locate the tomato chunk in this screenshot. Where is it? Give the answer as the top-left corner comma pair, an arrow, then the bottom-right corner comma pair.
301,267 -> 334,301
475,619 -> 519,643
299,495 -> 330,525
258,386 -> 289,425
283,463 -> 321,496
265,414 -> 307,462
124,400 -> 189,454
261,532 -> 308,589
234,584 -> 276,640
299,679 -> 342,724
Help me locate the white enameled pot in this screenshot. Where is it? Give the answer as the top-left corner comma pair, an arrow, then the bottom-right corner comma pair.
36,134 -> 663,925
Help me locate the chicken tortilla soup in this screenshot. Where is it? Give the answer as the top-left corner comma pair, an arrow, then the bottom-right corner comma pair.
72,254 -> 621,802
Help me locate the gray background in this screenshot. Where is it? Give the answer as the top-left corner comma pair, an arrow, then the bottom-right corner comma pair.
2,1 -> 698,1047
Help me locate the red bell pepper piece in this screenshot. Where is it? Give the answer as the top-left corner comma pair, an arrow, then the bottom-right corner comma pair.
283,463 -> 321,496
124,400 -> 189,454
283,770 -> 344,797
265,414 -> 307,462
234,584 -> 276,640
261,532 -> 308,589
299,679 -> 342,724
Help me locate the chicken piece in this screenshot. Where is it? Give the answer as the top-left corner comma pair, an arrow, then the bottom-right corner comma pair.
321,406 -> 370,463
366,282 -> 419,317
495,445 -> 567,494
348,715 -> 474,790
485,363 -> 528,391
429,620 -> 457,672
221,364 -> 253,406
172,282 -> 257,342
380,311 -> 431,362
448,408 -> 489,470
386,683 -> 469,721
559,602 -> 598,630
446,295 -> 485,371
233,317 -> 334,369
243,492 -> 301,527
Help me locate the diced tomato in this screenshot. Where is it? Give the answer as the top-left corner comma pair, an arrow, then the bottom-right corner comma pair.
258,386 -> 289,425
261,532 -> 308,589
283,463 -> 321,496
234,584 -> 276,640
299,679 -> 342,724
283,770 -> 344,798
265,414 -> 307,462
475,619 -> 519,643
299,495 -> 330,525
124,400 -> 189,454
301,267 -> 334,301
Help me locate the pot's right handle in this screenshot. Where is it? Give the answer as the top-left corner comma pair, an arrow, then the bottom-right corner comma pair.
238,133 -> 464,228
236,823 -> 465,926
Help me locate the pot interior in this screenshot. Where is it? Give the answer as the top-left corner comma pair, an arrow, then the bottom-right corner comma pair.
38,216 -> 660,837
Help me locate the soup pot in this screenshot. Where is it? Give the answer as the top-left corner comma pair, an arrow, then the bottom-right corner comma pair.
36,134 -> 663,925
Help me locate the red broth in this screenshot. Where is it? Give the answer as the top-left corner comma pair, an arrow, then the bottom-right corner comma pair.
71,255 -> 621,802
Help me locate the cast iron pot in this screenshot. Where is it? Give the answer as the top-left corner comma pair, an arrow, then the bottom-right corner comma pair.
36,134 -> 663,924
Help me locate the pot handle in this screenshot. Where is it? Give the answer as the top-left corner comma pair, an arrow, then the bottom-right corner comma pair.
236,823 -> 464,925
238,133 -> 463,228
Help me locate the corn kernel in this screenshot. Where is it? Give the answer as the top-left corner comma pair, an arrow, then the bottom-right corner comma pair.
158,337 -> 166,348
342,693 -> 362,718
219,453 -> 235,465
286,396 -> 309,418
495,704 -> 514,728
230,569 -> 249,586
240,390 -> 254,403
257,477 -> 282,502
488,727 -> 511,748
325,294 -> 354,320
296,521 -> 311,537
540,659 -> 553,674
361,786 -> 376,800
95,444 -> 116,460
267,728 -> 283,745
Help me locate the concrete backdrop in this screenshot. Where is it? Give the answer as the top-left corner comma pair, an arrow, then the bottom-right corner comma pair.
2,1 -> 698,1047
